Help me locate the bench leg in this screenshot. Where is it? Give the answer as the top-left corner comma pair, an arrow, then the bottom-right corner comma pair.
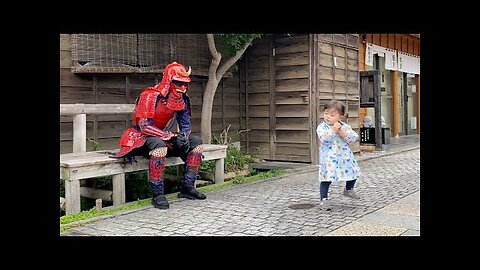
65,179 -> 81,214
215,158 -> 225,184
112,173 -> 126,205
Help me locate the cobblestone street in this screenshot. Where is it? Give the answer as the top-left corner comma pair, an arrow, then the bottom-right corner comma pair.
61,148 -> 420,236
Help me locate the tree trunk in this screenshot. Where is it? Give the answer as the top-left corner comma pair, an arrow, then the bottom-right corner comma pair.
201,79 -> 220,144
201,34 -> 256,144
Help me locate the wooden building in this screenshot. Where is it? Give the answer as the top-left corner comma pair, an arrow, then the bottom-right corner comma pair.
357,34 -> 420,138
60,34 -> 361,165
240,34 -> 361,164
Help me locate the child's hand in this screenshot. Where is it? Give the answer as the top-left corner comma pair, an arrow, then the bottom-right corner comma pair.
333,122 -> 342,133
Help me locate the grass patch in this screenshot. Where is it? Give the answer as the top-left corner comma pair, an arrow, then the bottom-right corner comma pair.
60,169 -> 288,233
195,169 -> 287,193
232,169 -> 286,184
60,199 -> 152,233
60,199 -> 149,225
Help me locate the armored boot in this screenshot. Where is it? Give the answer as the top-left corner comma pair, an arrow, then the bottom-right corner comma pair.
149,148 -> 169,209
151,181 -> 169,209
152,196 -> 169,209
178,146 -> 206,200
178,185 -> 206,200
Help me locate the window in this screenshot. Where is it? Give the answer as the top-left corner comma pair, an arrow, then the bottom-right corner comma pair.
71,34 -> 216,76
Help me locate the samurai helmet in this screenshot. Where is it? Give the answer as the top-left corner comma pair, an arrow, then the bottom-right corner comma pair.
153,62 -> 192,96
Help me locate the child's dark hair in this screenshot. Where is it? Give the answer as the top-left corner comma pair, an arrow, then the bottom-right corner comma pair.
324,99 -> 347,117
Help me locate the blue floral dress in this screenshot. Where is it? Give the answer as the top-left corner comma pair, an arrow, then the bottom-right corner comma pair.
316,121 -> 361,183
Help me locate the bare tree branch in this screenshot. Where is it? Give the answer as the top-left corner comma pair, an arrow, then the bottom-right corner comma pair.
216,36 -> 255,79
207,34 -> 221,81
202,34 -> 260,143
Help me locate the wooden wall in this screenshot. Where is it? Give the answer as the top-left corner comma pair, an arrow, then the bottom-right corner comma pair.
366,34 -> 420,56
60,34 -> 242,154
314,34 -> 361,158
241,34 -> 361,164
241,37 -> 271,160
241,34 -> 312,163
273,34 -> 311,162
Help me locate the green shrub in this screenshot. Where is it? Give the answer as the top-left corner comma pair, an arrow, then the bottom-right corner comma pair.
224,145 -> 255,172
200,160 -> 215,172
125,171 -> 151,201
206,125 -> 256,173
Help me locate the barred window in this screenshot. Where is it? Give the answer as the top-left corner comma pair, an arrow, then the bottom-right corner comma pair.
71,34 -> 219,76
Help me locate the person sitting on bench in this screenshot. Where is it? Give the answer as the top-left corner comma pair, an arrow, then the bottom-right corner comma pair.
112,62 -> 206,210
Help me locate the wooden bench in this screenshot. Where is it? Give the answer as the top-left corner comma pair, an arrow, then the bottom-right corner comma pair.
60,144 -> 227,214
60,103 -> 227,215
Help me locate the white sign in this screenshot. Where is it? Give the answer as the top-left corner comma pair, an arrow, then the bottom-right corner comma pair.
415,56 -> 421,74
365,43 -> 387,66
371,43 -> 386,55
366,43 -> 420,74
384,48 -> 397,71
398,52 -> 420,75
365,43 -> 373,66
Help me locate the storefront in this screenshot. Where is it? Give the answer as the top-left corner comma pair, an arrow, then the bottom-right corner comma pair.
359,34 -> 420,138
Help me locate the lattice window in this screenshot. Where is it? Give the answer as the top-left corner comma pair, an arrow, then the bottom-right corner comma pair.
71,34 -> 221,76
71,34 -> 138,73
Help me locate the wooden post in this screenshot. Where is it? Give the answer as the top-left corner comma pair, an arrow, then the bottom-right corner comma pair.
65,180 -> 81,214
269,37 -> 276,159
402,73 -> 408,135
392,71 -> 399,138
415,74 -> 420,134
373,71 -> 382,151
112,173 -> 126,205
245,54 -> 250,154
215,158 -> 225,184
373,56 -> 382,151
358,38 -> 367,128
60,197 -> 66,211
309,34 -> 319,165
73,113 -> 86,153
95,199 -> 103,212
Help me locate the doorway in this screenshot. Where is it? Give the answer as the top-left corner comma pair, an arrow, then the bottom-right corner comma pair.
400,73 -> 417,135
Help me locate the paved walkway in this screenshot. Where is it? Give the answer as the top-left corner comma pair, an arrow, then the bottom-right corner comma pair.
61,140 -> 420,237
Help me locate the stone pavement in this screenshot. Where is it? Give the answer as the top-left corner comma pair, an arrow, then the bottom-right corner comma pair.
61,142 -> 420,237
325,191 -> 419,236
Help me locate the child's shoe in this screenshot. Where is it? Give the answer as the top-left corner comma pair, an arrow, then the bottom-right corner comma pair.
320,198 -> 332,211
343,189 -> 360,199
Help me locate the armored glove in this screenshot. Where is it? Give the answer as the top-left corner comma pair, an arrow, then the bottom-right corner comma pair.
175,132 -> 190,153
